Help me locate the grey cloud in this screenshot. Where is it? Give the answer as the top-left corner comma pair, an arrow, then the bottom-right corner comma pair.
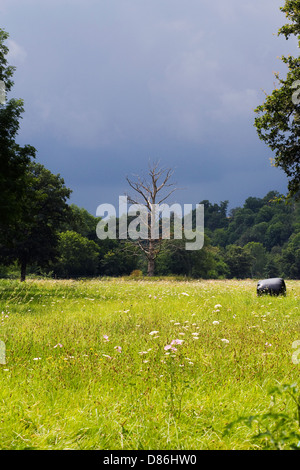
1,0 -> 295,211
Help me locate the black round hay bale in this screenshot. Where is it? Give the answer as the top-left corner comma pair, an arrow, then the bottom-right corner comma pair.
257,278 -> 286,296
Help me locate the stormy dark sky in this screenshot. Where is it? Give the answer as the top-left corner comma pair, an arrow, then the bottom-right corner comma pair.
1,0 -> 297,214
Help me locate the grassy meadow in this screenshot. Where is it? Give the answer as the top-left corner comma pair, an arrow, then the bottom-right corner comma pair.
0,277 -> 299,450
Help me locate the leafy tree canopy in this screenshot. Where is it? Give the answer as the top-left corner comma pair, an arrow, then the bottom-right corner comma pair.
0,29 -> 36,224
254,1 -> 300,199
0,162 -> 71,281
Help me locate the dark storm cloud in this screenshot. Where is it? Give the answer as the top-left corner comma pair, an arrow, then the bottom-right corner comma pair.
1,0 -> 296,212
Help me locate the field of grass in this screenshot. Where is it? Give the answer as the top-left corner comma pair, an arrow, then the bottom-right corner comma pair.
0,277 -> 299,450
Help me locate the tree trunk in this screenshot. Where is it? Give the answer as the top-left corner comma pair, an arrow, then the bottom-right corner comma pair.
20,260 -> 27,282
147,257 -> 155,277
147,240 -> 155,276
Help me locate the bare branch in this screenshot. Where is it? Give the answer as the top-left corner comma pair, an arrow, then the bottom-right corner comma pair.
125,161 -> 181,276
157,187 -> 179,205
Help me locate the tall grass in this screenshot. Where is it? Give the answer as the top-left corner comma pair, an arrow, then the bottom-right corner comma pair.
0,278 -> 299,449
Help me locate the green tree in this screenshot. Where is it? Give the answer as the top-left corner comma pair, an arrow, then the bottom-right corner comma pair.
155,239 -> 188,276
255,206 -> 274,224
61,204 -> 99,241
189,245 -> 219,278
254,1 -> 300,199
263,256 -> 282,279
0,29 -> 35,224
155,236 -> 229,279
0,162 -> 71,281
225,245 -> 253,279
281,232 -> 300,278
198,200 -> 229,231
100,242 -> 139,276
247,222 -> 269,244
54,231 -> 99,278
243,196 -> 264,213
244,242 -> 268,278
211,227 -> 228,248
264,221 -> 290,250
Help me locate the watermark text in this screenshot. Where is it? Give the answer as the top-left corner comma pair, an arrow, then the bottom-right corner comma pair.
96,196 -> 204,251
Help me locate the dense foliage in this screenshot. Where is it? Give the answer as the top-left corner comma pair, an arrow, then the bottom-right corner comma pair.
0,29 -> 36,225
254,0 -> 300,199
2,189 -> 298,280
0,161 -> 71,281
76,190 -> 299,279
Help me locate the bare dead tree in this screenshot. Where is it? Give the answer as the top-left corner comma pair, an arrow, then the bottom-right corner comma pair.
125,161 -> 180,276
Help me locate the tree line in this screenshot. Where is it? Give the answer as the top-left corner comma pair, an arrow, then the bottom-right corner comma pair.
1,189 -> 300,280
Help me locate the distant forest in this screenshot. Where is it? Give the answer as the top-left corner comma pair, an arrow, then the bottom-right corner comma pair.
1,189 -> 299,280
